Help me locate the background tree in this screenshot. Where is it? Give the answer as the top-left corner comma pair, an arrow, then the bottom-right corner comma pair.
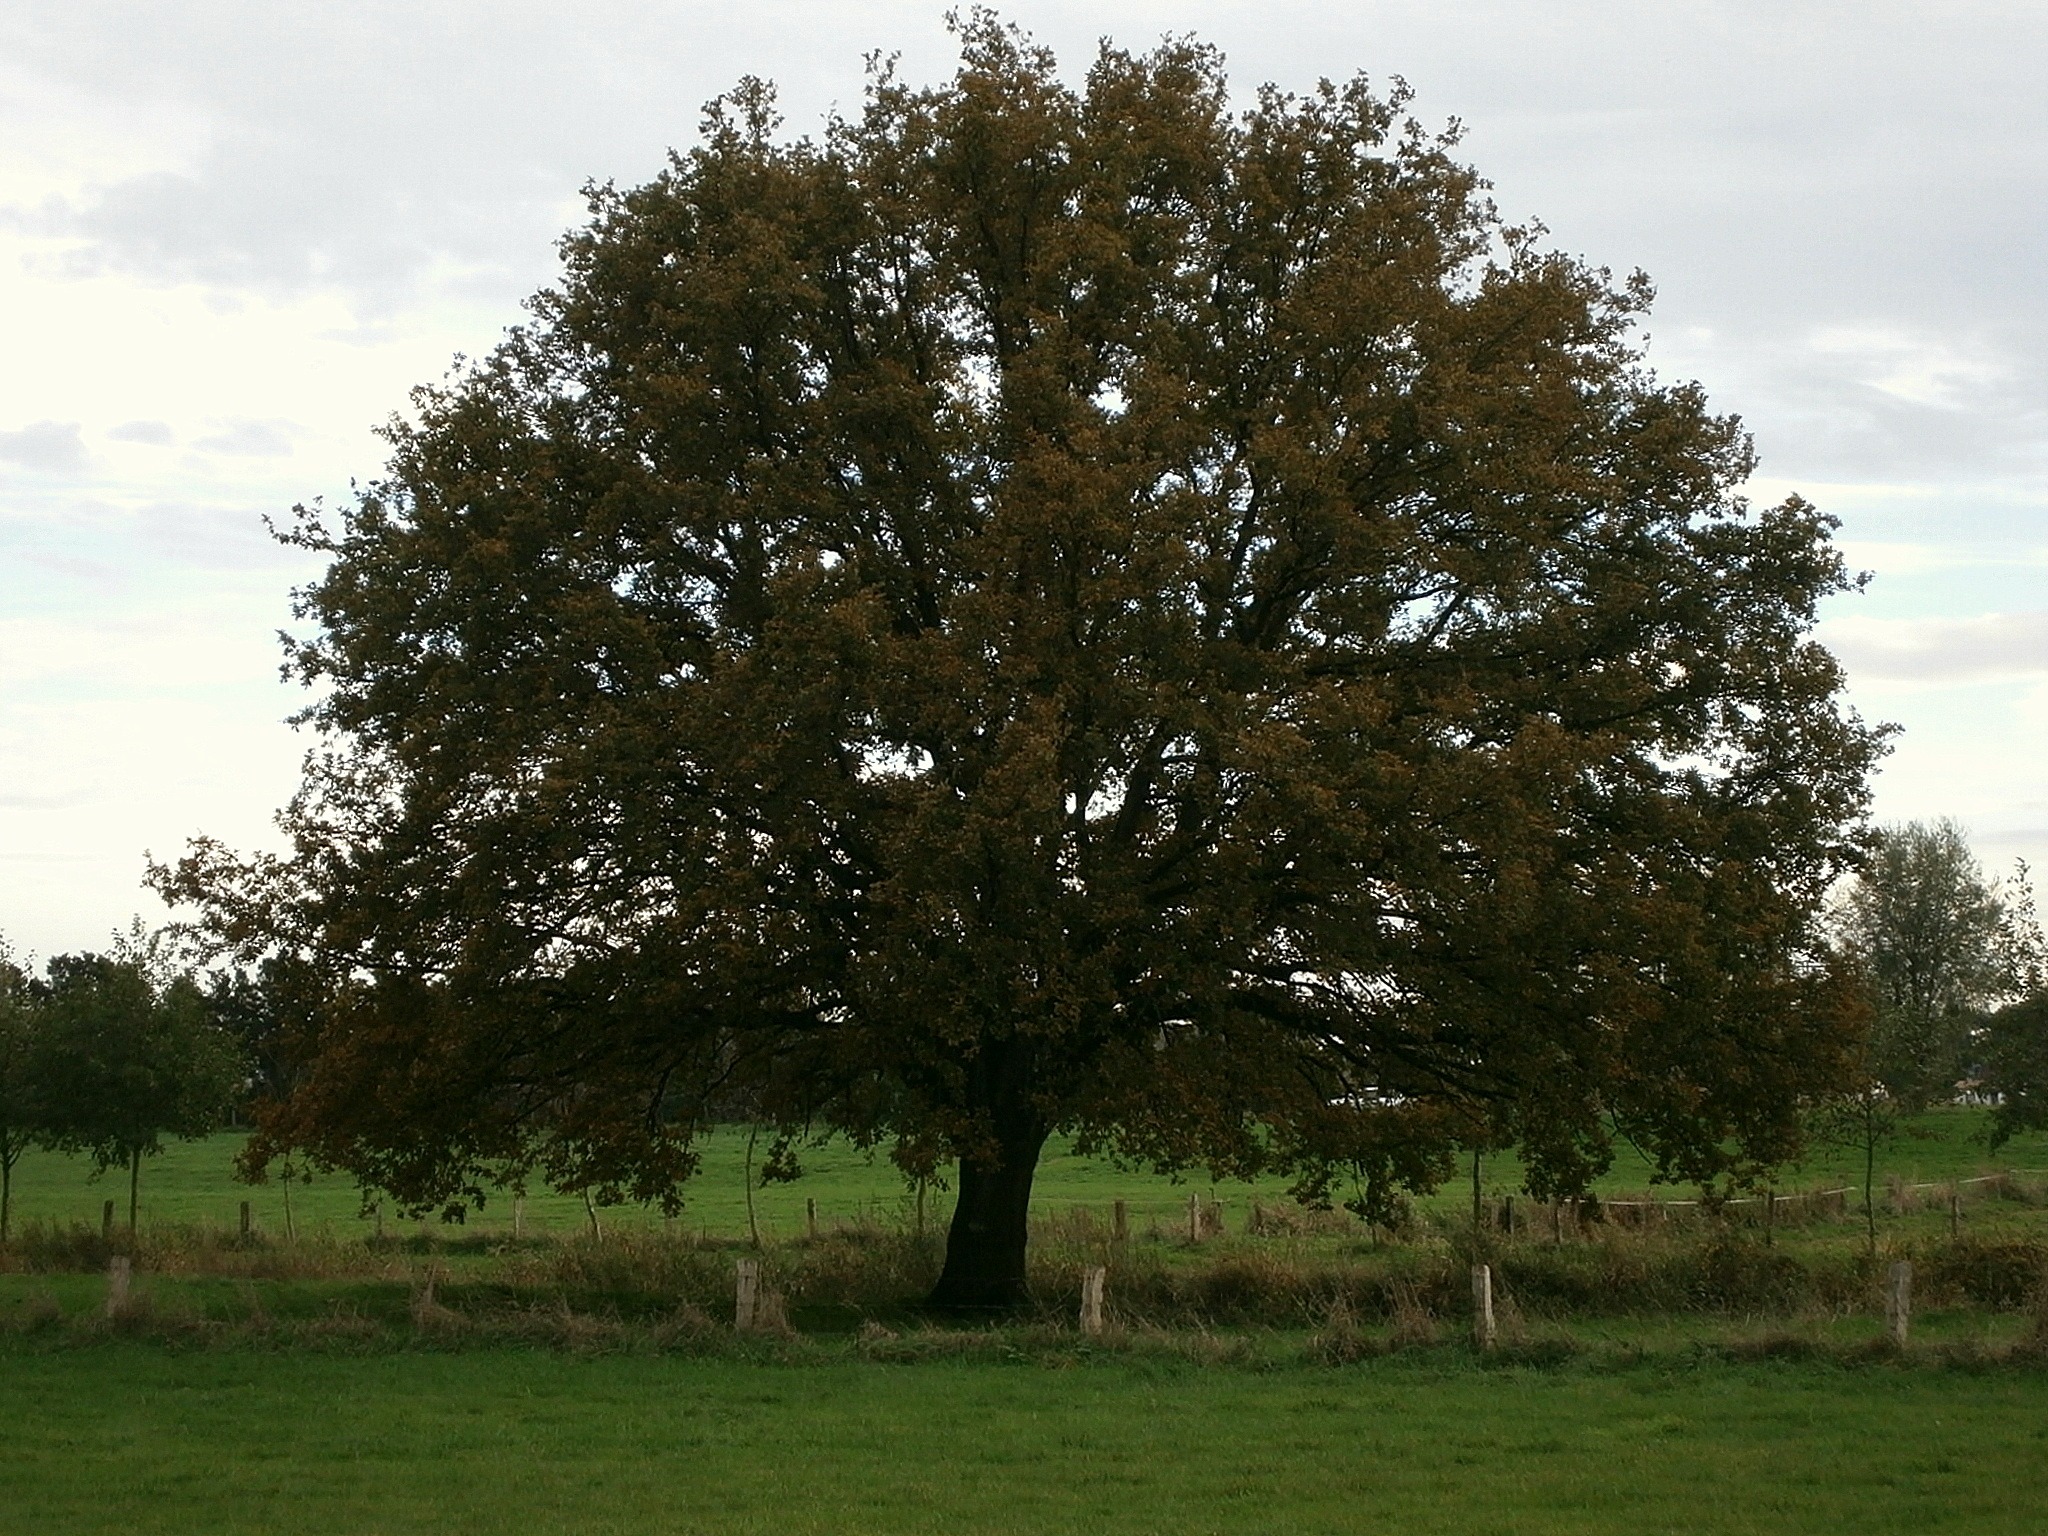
1979,872 -> 2048,1146
1817,823 -> 2040,1246
1804,1055 -> 1892,1255
159,19 -> 1882,1307
0,933 -> 42,1242
1832,820 -> 2034,1108
35,951 -> 242,1233
1984,993 -> 2048,1149
206,964 -> 287,1111
206,958 -> 319,1233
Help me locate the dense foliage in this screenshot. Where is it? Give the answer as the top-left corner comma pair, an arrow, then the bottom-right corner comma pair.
1986,993 -> 2048,1148
159,20 -> 1883,1304
0,932 -> 242,1236
0,939 -> 36,1240
1831,819 -> 2039,1110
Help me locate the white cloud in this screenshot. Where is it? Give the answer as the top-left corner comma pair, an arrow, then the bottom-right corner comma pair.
1807,324 -> 2015,412
1834,539 -> 1983,578
0,48 -> 210,206
1824,612 -> 2048,684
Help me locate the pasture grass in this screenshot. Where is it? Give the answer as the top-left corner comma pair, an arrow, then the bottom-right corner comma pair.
5,1341 -> 2048,1534
6,1106 -> 2048,1347
9,1106 -> 2048,1246
7,1114 -> 2046,1533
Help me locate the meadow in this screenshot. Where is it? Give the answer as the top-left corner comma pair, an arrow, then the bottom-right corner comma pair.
10,1106 -> 2048,1245
10,1109 -> 2048,1534
6,1345 -> 2048,1535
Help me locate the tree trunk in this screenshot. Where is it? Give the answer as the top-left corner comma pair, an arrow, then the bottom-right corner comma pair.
927,1043 -> 1048,1312
1470,1148 -> 1483,1236
928,1125 -> 1047,1310
743,1124 -> 760,1249
128,1147 -> 140,1236
1,1145 -> 12,1244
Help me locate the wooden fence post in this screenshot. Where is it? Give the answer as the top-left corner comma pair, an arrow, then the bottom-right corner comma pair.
806,1197 -> 818,1239
238,1200 -> 252,1240
1949,1188 -> 1961,1239
374,1201 -> 384,1240
101,1200 -> 114,1240
105,1255 -> 131,1319
734,1257 -> 760,1332
1112,1200 -> 1128,1244
1080,1266 -> 1106,1337
1187,1192 -> 1201,1244
1471,1263 -> 1496,1351
511,1195 -> 524,1239
1885,1260 -> 1912,1347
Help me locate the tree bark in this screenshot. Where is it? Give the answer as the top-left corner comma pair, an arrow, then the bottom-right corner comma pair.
128,1147 -> 140,1236
1470,1147 -> 1482,1237
927,1044 -> 1048,1312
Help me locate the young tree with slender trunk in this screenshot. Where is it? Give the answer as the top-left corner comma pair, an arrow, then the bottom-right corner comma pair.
157,18 -> 1882,1307
35,953 -> 241,1233
0,936 -> 43,1243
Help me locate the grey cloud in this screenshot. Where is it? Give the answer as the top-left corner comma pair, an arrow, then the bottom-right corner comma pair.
1,489 -> 317,581
134,498 -> 311,572
108,419 -> 175,445
0,420 -> 88,474
5,1 -> 2048,477
192,419 -> 299,457
0,2 -> 905,312
1648,322 -> 2048,487
1826,612 -> 2048,684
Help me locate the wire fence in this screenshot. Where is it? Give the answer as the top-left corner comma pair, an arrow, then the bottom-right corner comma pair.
1592,1168 -> 2048,1211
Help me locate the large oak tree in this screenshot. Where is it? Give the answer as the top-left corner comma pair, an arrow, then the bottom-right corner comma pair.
161,21 -> 1883,1306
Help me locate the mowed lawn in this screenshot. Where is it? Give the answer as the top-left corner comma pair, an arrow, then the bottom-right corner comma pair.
4,1346 -> 2045,1535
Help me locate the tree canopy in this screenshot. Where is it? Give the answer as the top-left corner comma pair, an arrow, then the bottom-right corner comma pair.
34,950 -> 242,1231
0,935 -> 38,1241
1986,992 -> 2048,1148
1831,819 -> 2040,1111
159,19 -> 1884,1305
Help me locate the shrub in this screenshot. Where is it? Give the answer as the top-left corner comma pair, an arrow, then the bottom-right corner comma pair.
1921,1239 -> 2048,1309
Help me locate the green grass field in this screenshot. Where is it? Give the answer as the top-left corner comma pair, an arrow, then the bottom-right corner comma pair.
4,1344 -> 2045,1534
8,1111 -> 2048,1534
11,1108 -> 2048,1244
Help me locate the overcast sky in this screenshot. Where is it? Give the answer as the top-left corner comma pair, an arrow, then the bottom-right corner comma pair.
3,1 -> 2045,961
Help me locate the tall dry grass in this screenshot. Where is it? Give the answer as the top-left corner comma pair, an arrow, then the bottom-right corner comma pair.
8,1177 -> 2048,1336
